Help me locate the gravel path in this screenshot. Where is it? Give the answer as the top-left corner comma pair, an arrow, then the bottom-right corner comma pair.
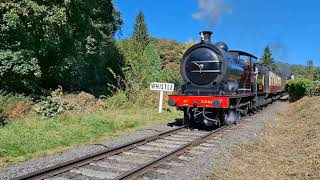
0,101 -> 288,180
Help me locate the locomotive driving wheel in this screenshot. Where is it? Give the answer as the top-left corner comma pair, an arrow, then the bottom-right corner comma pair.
184,107 -> 222,129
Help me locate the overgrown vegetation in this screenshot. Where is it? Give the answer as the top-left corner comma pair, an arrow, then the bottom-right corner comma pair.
0,2 -> 184,118
0,92 -> 32,125
212,96 -> 320,179
285,78 -> 315,99
111,10 -> 184,105
0,6 -> 185,166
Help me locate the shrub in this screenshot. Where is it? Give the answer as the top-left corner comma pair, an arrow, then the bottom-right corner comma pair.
34,87 -> 64,118
34,96 -> 64,118
285,78 -> 315,99
103,90 -> 130,109
35,87 -> 102,117
62,92 -> 99,112
308,81 -> 320,96
0,92 -> 32,124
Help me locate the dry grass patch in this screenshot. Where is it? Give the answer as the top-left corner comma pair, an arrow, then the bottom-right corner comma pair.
212,97 -> 320,179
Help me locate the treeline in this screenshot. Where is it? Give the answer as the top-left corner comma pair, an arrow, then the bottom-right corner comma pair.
0,0 -> 124,95
0,1 -> 193,98
290,62 -> 320,81
277,60 -> 320,81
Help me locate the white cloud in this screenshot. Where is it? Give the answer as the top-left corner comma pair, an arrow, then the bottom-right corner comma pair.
192,0 -> 232,26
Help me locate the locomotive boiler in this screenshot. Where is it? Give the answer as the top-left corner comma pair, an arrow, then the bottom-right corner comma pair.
168,31 -> 286,128
181,31 -> 257,96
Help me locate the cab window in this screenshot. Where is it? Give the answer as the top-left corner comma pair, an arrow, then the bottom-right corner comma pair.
239,55 -> 251,64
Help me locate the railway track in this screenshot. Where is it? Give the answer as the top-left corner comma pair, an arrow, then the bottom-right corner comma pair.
12,124 -> 232,180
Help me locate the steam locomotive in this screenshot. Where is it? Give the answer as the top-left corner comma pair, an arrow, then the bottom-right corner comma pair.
168,31 -> 286,127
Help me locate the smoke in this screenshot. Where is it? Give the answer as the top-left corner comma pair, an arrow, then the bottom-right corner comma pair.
192,0 -> 232,26
268,39 -> 291,77
268,39 -> 288,60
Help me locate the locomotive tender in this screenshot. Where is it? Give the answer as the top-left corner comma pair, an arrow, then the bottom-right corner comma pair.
168,31 -> 286,127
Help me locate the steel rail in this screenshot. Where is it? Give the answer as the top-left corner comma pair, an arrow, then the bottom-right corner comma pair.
12,125 -> 188,180
115,124 -> 232,180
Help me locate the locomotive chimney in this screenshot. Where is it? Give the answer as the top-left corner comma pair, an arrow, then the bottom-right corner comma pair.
200,31 -> 213,44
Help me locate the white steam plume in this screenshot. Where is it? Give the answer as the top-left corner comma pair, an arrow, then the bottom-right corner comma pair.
192,0 -> 232,26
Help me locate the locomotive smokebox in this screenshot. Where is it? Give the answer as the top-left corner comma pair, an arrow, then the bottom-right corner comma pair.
200,31 -> 213,44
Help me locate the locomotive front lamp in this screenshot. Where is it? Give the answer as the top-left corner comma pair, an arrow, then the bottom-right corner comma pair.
168,99 -> 176,106
213,100 -> 221,108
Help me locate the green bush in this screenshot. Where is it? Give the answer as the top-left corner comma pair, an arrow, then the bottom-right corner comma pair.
34,96 -> 64,118
285,78 -> 315,98
34,86 -> 104,117
34,87 -> 64,118
103,90 -> 130,109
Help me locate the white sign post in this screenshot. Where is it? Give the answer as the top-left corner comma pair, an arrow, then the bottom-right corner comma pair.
150,82 -> 175,113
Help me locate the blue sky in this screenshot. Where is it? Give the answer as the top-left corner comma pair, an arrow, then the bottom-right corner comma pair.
114,0 -> 320,66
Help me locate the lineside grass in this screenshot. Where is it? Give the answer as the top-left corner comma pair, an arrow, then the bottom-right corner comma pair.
0,108 -> 181,168
212,96 -> 320,179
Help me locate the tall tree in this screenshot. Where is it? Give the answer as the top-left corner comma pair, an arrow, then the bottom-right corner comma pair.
259,46 -> 278,72
307,60 -> 314,80
132,11 -> 149,49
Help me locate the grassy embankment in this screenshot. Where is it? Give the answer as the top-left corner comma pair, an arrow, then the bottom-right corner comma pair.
213,96 -> 320,179
0,92 -> 181,168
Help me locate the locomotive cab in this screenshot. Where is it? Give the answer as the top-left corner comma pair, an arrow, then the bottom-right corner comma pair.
228,50 -> 258,94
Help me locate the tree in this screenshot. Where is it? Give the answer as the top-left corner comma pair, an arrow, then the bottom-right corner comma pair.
141,44 -> 162,83
150,38 -> 197,70
132,11 -> 149,49
259,46 -> 279,73
0,0 -> 123,95
307,60 -> 314,80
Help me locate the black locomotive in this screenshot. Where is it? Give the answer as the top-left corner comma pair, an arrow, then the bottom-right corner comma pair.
181,31 -> 257,96
169,31 -> 286,128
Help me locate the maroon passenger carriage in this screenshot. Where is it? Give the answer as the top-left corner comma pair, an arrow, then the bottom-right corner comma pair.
168,31 -> 286,127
